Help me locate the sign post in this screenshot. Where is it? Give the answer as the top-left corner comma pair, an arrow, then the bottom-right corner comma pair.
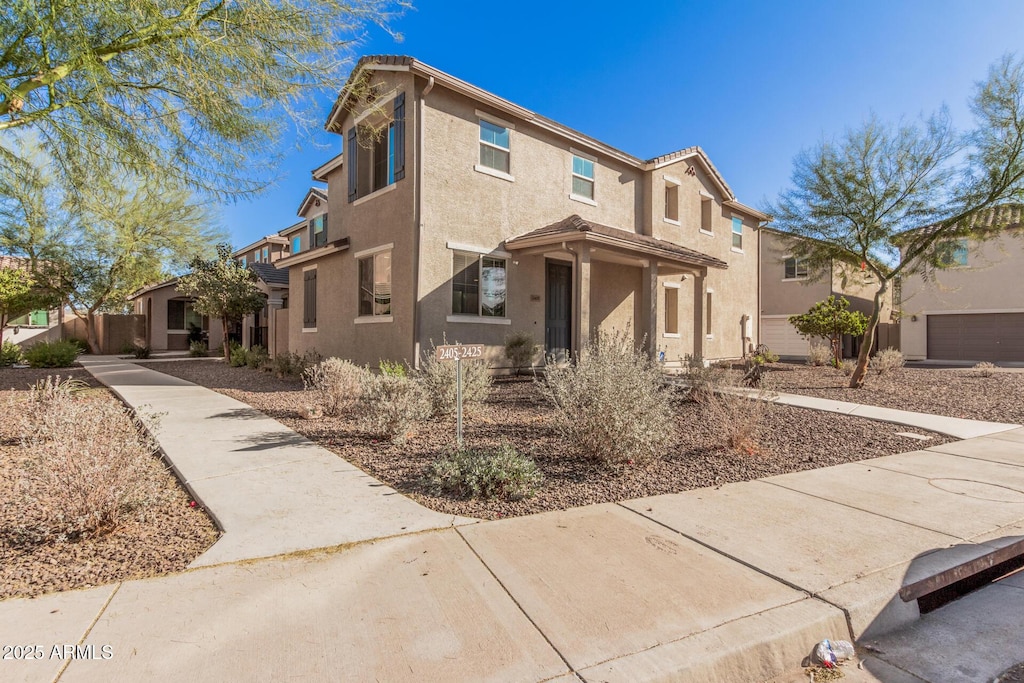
435,344 -> 484,447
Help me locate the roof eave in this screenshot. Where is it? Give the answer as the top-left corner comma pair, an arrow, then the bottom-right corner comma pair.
506,231 -> 726,270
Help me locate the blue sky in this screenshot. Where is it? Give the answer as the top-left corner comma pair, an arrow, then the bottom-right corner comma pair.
222,0 -> 1024,248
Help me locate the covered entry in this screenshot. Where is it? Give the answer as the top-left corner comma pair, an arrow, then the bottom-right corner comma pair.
507,215 -> 727,358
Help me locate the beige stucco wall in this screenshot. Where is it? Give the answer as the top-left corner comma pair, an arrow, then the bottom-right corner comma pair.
901,233 -> 1024,359
133,285 -> 223,352
759,231 -> 831,317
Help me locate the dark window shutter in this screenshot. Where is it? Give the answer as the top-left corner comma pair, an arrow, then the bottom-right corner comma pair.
347,127 -> 357,202
393,92 -> 406,181
304,270 -> 317,327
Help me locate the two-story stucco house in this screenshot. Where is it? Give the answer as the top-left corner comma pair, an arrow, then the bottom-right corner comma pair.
759,228 -> 898,359
275,55 -> 768,370
900,205 -> 1024,362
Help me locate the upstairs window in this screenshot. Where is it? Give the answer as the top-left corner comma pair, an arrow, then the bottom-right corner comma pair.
303,269 -> 317,328
937,239 -> 969,267
571,154 -> 595,201
732,217 -> 743,249
310,214 -> 327,249
240,256 -> 247,267
665,182 -> 679,222
262,246 -> 269,262
358,251 -> 392,317
291,235 -> 301,254
452,252 -> 507,317
346,92 -> 406,203
253,250 -> 260,264
701,195 -> 713,233
784,257 -> 809,280
479,120 -> 510,174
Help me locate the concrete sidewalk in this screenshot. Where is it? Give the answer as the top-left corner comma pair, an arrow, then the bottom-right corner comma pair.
4,359 -> 1023,682
78,357 -> 473,566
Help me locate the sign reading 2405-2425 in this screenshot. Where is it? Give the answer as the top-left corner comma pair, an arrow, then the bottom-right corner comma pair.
435,344 -> 484,361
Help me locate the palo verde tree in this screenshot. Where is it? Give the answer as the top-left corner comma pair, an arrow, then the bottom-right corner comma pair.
0,0 -> 407,197
177,245 -> 265,360
788,296 -> 868,368
0,150 -> 219,353
766,54 -> 1024,388
0,265 -> 55,346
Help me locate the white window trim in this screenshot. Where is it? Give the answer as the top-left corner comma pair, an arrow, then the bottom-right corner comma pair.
446,242 -> 511,258
663,217 -> 681,226
353,242 -> 395,260
700,229 -> 715,237
782,256 -> 809,280
569,147 -> 596,162
354,316 -> 394,324
699,190 -> 714,199
569,193 -> 597,206
302,264 -> 317,272
663,174 -> 682,185
302,327 -> 317,333
731,247 -> 745,254
446,315 -> 512,325
474,164 -> 515,182
664,282 -> 682,289
476,110 -> 516,130
352,181 -> 397,207
662,332 -> 681,339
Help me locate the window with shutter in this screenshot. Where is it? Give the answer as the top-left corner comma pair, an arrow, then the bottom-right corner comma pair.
347,127 -> 357,202
303,269 -> 317,328
393,92 -> 405,181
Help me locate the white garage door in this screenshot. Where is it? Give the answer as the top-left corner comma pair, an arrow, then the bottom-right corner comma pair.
760,318 -> 810,358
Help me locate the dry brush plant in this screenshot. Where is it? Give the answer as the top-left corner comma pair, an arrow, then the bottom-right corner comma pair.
872,348 -> 905,375
359,373 -> 432,445
703,377 -> 777,456
302,357 -> 367,417
542,328 -> 674,466
807,343 -> 833,367
12,377 -> 167,543
974,361 -> 996,378
418,341 -> 492,416
426,442 -> 543,501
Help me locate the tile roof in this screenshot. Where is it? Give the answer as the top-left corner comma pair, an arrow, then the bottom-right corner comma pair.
249,262 -> 289,286
506,215 -> 728,269
895,204 -> 1024,243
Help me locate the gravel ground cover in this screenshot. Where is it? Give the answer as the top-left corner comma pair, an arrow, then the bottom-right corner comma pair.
0,367 -> 219,600
144,360 -> 954,520
763,363 -> 1024,424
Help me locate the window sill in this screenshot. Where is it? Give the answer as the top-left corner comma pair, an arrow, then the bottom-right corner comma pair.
731,247 -> 744,254
354,315 -> 394,324
474,164 -> 515,183
781,277 -> 808,282
352,182 -> 397,207
447,315 -> 512,325
662,332 -> 681,339
706,334 -> 714,340
569,193 -> 597,207
663,218 -> 681,226
699,229 -> 714,237
302,327 -> 317,333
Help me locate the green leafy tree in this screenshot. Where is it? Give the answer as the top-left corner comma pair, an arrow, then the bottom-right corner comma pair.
1,152 -> 219,353
0,265 -> 54,346
788,296 -> 868,368
767,54 -> 1024,388
0,0 -> 406,196
177,245 -> 265,360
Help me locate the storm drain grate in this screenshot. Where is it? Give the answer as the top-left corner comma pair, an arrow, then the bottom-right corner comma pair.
899,538 -> 1024,615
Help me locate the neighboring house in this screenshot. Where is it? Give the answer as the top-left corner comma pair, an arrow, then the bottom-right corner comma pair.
276,55 -> 768,371
899,205 -> 1024,362
0,255 -> 63,347
129,278 -> 225,352
759,228 -> 897,359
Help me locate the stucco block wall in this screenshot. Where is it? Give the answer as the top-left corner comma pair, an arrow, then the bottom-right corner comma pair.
901,234 -> 1024,359
134,286 -> 223,352
759,231 -> 831,317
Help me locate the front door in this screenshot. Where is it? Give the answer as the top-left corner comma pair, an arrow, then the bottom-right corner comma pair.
545,260 -> 572,361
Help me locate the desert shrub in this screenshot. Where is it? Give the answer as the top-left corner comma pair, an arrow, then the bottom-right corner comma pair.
268,351 -> 301,377
379,359 -> 407,378
840,359 -> 856,376
66,338 -> 89,354
974,361 -> 996,378
426,443 -> 542,500
704,377 -> 775,455
418,342 -> 492,416
873,348 -> 905,375
188,341 -> 208,357
1,339 -> 22,366
131,344 -> 151,359
681,353 -> 726,403
758,350 -> 780,364
543,329 -> 673,466
504,331 -> 539,375
22,340 -> 80,368
28,375 -> 89,405
13,383 -> 165,541
359,374 -> 431,444
245,345 -> 268,369
806,343 -> 832,367
303,357 -> 366,417
229,344 -> 247,367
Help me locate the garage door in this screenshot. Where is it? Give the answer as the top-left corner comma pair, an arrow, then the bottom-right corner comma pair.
760,318 -> 810,358
927,313 -> 1024,361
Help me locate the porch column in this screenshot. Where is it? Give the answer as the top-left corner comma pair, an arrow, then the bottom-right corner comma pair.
267,296 -> 283,357
692,270 -> 706,359
641,261 -> 658,357
575,244 -> 591,353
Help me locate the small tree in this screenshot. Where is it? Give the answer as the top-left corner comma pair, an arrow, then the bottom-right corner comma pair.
0,266 -> 47,346
177,245 -> 266,360
789,296 -> 868,368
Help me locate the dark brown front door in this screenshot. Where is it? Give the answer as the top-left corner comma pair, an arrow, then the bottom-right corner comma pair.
545,260 -> 572,360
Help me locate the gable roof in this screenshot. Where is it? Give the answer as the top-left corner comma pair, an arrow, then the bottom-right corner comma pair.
249,262 -> 289,286
297,187 -> 328,217
506,215 -> 728,270
896,204 -> 1024,243
327,55 -> 768,221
